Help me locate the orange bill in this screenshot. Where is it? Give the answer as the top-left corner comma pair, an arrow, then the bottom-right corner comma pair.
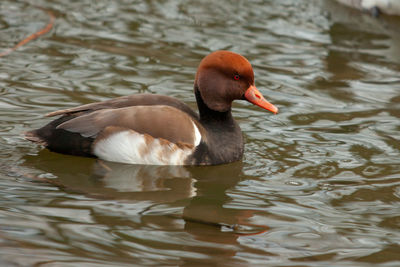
244,85 -> 278,114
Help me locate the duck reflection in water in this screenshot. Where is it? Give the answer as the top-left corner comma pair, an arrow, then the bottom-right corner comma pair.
22,151 -> 269,240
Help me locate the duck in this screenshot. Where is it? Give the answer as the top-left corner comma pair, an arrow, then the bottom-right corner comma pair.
25,51 -> 278,165
335,0 -> 400,16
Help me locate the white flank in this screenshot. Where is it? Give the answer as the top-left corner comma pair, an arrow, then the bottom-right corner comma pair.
337,0 -> 400,15
362,0 -> 400,10
192,122 -> 202,146
93,130 -> 195,165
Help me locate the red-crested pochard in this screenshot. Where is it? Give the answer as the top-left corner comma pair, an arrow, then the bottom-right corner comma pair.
25,51 -> 278,165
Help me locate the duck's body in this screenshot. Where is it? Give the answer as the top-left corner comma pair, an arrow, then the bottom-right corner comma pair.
25,51 -> 278,165
336,0 -> 400,16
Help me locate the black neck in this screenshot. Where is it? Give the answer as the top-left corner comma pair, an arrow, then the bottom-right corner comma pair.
195,87 -> 234,125
192,87 -> 243,165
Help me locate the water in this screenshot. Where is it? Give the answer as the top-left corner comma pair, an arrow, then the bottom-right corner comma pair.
1,0 -> 400,266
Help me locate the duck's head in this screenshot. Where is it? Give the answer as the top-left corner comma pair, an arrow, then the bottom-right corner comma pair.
194,50 -> 278,114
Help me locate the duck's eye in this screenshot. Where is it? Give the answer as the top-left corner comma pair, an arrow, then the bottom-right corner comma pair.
233,74 -> 240,81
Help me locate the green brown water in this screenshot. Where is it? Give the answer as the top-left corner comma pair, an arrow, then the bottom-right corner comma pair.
1,0 -> 400,266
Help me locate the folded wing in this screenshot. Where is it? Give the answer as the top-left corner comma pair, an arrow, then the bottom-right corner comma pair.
57,105 -> 202,147
46,94 -> 198,119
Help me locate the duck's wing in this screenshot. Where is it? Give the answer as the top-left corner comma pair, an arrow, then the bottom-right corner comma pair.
46,94 -> 199,119
57,105 -> 203,146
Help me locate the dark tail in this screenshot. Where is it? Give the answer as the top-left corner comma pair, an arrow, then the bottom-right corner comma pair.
25,115 -> 95,158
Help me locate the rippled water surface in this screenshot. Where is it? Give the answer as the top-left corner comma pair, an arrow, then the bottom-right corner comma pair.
1,0 -> 400,266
